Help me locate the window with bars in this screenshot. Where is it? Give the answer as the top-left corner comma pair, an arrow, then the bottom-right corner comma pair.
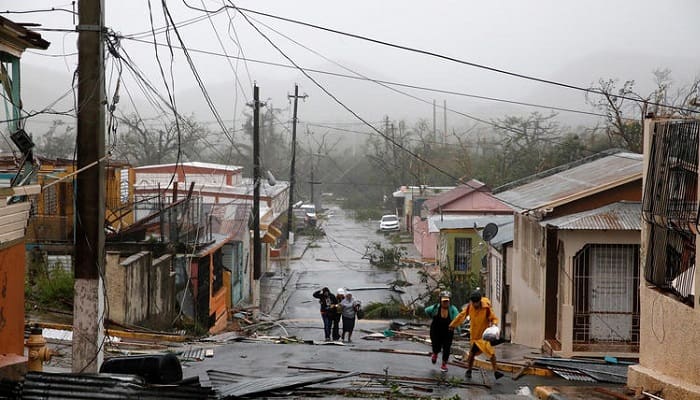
642,120 -> 699,306
454,237 -> 471,271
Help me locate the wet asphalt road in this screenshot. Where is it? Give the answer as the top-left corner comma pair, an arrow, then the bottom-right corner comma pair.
270,204 -> 406,337
181,204 -> 536,398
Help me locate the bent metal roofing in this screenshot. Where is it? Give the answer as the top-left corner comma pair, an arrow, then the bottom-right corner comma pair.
494,151 -> 642,212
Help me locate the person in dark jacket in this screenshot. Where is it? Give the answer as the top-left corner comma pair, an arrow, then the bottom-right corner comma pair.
312,287 -> 338,341
424,291 -> 460,372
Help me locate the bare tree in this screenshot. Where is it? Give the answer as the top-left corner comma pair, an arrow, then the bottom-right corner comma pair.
587,71 -> 700,153
35,120 -> 76,159
114,114 -> 210,166
586,79 -> 644,153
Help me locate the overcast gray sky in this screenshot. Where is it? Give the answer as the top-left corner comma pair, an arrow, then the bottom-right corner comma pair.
8,0 -> 700,140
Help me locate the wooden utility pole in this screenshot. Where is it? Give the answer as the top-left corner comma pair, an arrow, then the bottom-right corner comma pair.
432,99 -> 436,141
252,84 -> 261,280
309,162 -> 314,205
74,0 -> 106,373
443,99 -> 447,145
286,85 -> 306,240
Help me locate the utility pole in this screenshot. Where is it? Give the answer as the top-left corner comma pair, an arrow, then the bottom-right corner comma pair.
432,99 -> 436,141
74,0 -> 106,373
286,85 -> 306,241
443,99 -> 447,145
309,161 -> 315,205
252,84 -> 262,280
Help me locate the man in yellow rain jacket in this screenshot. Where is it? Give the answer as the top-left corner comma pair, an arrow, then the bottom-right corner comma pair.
449,290 -> 504,380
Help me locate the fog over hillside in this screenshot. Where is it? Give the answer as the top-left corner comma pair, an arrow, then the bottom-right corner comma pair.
12,0 -> 700,153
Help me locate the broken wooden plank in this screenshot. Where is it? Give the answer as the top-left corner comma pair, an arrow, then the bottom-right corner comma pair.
512,361 -> 533,380
452,359 -> 553,378
30,322 -> 190,342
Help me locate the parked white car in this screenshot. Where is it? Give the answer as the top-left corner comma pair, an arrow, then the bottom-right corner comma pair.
379,214 -> 400,232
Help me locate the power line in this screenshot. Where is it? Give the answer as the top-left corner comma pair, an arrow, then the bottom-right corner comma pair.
124,8 -> 227,39
245,14 -> 615,138
119,35 -> 614,120
0,7 -> 76,15
231,5 -> 467,189
229,5 -> 698,115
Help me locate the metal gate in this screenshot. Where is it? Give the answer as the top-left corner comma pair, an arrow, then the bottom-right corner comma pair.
573,244 -> 639,344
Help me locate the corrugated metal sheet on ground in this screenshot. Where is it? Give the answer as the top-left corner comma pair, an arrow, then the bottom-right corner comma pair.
19,371 -> 215,399
180,347 -> 206,361
534,359 -> 629,384
216,372 -> 359,398
542,201 -> 641,231
495,151 -> 642,211
204,369 -> 257,388
550,367 -> 597,382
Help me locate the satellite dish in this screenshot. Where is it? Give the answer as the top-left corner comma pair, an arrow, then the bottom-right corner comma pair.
482,223 -> 499,242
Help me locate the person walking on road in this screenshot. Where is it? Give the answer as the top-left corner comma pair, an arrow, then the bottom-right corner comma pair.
450,290 -> 504,380
332,288 -> 346,341
424,291 -> 460,372
312,287 -> 338,341
339,291 -> 361,342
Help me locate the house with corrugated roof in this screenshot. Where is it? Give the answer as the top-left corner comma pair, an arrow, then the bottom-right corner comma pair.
111,162 -> 287,333
412,179 -> 512,261
494,150 -> 643,357
392,185 -> 455,234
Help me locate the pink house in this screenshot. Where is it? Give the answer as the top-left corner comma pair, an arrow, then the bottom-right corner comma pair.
413,179 -> 513,261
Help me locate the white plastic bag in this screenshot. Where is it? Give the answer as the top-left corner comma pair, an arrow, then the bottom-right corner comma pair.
482,325 -> 500,341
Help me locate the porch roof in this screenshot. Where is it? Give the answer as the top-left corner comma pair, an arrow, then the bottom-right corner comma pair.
494,150 -> 642,212
541,201 -> 641,230
429,214 -> 513,233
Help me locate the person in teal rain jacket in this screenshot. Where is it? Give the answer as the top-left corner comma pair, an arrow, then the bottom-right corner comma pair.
424,291 -> 460,372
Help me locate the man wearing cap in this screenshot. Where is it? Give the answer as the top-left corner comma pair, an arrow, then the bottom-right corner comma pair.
424,291 -> 460,372
450,290 -> 504,380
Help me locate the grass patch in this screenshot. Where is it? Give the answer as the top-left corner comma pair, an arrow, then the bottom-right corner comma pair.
28,268 -> 74,310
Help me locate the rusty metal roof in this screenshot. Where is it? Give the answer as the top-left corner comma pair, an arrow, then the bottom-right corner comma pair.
542,201 -> 641,230
494,151 -> 642,211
